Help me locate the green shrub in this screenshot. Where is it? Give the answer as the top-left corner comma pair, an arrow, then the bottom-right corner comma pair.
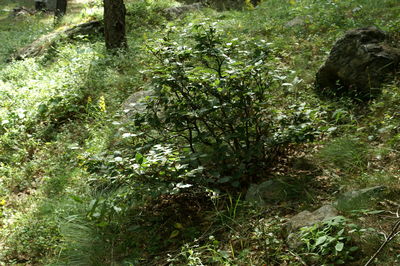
125,0 -> 171,32
134,23 -> 288,184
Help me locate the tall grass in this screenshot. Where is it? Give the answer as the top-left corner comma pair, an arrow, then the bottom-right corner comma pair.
318,137 -> 369,173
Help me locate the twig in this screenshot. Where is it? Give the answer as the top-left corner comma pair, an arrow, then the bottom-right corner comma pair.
288,250 -> 308,266
364,218 -> 400,266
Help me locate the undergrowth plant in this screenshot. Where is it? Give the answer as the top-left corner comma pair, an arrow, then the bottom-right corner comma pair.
299,216 -> 363,265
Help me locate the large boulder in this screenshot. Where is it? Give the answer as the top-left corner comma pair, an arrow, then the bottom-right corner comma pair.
315,26 -> 400,99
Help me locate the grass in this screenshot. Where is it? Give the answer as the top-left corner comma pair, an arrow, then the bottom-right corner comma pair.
0,12 -> 53,64
0,0 -> 400,264
317,137 -> 369,174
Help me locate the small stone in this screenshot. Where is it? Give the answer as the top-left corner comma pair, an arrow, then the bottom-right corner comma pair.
121,89 -> 154,117
333,186 -> 386,210
285,205 -> 339,249
286,205 -> 338,233
163,3 -> 203,20
285,16 -> 306,28
245,179 -> 288,206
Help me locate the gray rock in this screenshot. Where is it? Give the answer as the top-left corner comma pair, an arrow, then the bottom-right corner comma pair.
315,26 -> 400,100
286,205 -> 339,232
245,179 -> 288,206
163,3 -> 203,20
122,90 -> 154,117
285,16 -> 306,28
286,205 -> 339,249
334,186 -> 386,210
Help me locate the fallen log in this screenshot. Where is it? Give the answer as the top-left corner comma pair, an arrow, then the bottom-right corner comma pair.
8,20 -> 103,61
10,6 -> 36,17
8,3 -> 205,61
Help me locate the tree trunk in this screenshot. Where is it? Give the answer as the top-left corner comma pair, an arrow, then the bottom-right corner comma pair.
35,1 -> 46,11
55,0 -> 68,18
104,0 -> 127,50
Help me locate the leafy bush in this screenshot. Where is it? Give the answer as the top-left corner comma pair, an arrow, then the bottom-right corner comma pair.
133,23 -> 290,184
125,0 -> 171,32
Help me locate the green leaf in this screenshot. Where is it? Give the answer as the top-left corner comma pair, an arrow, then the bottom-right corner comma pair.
37,104 -> 48,114
96,221 -> 109,227
88,199 -> 98,213
169,230 -> 180,238
349,246 -> 359,252
219,176 -> 232,183
335,242 -> 344,252
366,210 -> 385,215
315,235 -> 327,246
174,223 -> 184,229
135,152 -> 144,164
70,195 -> 84,203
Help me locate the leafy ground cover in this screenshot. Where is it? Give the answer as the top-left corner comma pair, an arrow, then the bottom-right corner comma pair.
0,0 -> 400,265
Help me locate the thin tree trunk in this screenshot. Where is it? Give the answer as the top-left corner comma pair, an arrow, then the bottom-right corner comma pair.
104,0 -> 127,50
35,0 -> 46,11
55,0 -> 67,18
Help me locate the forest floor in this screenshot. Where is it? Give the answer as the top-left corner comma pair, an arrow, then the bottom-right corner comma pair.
0,0 -> 400,265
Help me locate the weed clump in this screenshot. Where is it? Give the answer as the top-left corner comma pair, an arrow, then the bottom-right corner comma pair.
318,137 -> 369,173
